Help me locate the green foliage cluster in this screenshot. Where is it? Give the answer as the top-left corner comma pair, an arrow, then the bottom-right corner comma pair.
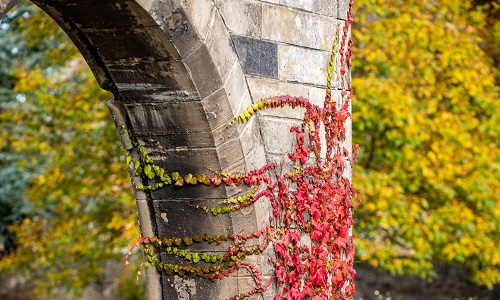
353,0 -> 500,288
0,2 -> 139,296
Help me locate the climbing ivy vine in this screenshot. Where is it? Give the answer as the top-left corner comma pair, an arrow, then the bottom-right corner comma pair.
126,1 -> 357,299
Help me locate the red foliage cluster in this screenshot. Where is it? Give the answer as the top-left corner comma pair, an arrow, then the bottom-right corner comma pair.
254,93 -> 355,299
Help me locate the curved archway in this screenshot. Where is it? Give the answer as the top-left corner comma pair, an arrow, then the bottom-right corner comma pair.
29,1 -> 268,298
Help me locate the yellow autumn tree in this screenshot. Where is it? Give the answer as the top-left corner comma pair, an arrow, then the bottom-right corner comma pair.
352,0 -> 500,288
0,3 -> 140,295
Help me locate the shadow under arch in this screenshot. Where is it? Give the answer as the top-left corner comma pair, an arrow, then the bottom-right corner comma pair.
16,0 -> 270,299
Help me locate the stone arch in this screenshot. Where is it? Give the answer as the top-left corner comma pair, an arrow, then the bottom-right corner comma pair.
28,0 -> 269,298
2,0 -> 351,299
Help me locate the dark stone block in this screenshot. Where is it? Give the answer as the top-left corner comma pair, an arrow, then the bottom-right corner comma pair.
86,27 -> 173,61
149,182 -> 228,201
148,149 -> 220,175
231,35 -> 278,78
124,102 -> 212,135
137,132 -> 215,150
153,199 -> 232,240
118,90 -> 199,103
108,60 -> 182,88
53,1 -> 157,30
161,273 -> 237,300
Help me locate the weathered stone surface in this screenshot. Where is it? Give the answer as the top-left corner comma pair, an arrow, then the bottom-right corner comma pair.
85,28 -> 172,62
107,60 -> 186,89
262,4 -> 336,51
215,0 -> 262,37
124,102 -> 206,132
216,139 -> 245,170
278,44 -> 330,86
232,35 -> 278,78
177,0 -> 215,41
161,275 -> 262,300
223,61 -> 253,114
158,7 -> 202,59
308,85 -> 328,106
205,11 -> 239,82
259,116 -> 302,155
183,45 -> 224,98
201,88 -> 236,130
136,199 -> 156,237
238,117 -> 268,171
280,0 -> 337,17
338,0 -> 350,20
146,149 -> 221,179
246,76 -> 308,120
154,200 -> 232,238
52,1 -> 157,29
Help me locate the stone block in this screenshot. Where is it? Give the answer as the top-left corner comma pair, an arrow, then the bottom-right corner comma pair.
157,4 -> 203,58
308,85 -> 328,106
161,274 -> 267,300
136,132 -> 215,150
280,0 -> 337,17
107,59 -> 188,89
223,61 -> 253,114
153,199 -> 232,240
85,27 -> 172,62
61,1 -> 157,29
179,0 -> 215,41
216,0 -> 262,37
215,139 -> 245,170
212,123 -> 241,149
230,204 -> 258,235
246,76 -> 308,101
278,44 -> 330,86
232,35 -> 278,78
237,117 -> 267,171
124,102 -> 211,136
148,147 -> 220,175
246,76 -> 308,120
206,11 -> 239,82
262,4 -> 336,51
259,116 -> 301,155
183,45 -> 224,98
338,0 -> 350,20
201,88 -> 237,131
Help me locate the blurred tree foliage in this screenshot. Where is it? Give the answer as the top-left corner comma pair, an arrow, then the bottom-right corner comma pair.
1,0 -> 499,296
352,0 -> 499,289
0,2 -> 37,255
0,2 -> 139,296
